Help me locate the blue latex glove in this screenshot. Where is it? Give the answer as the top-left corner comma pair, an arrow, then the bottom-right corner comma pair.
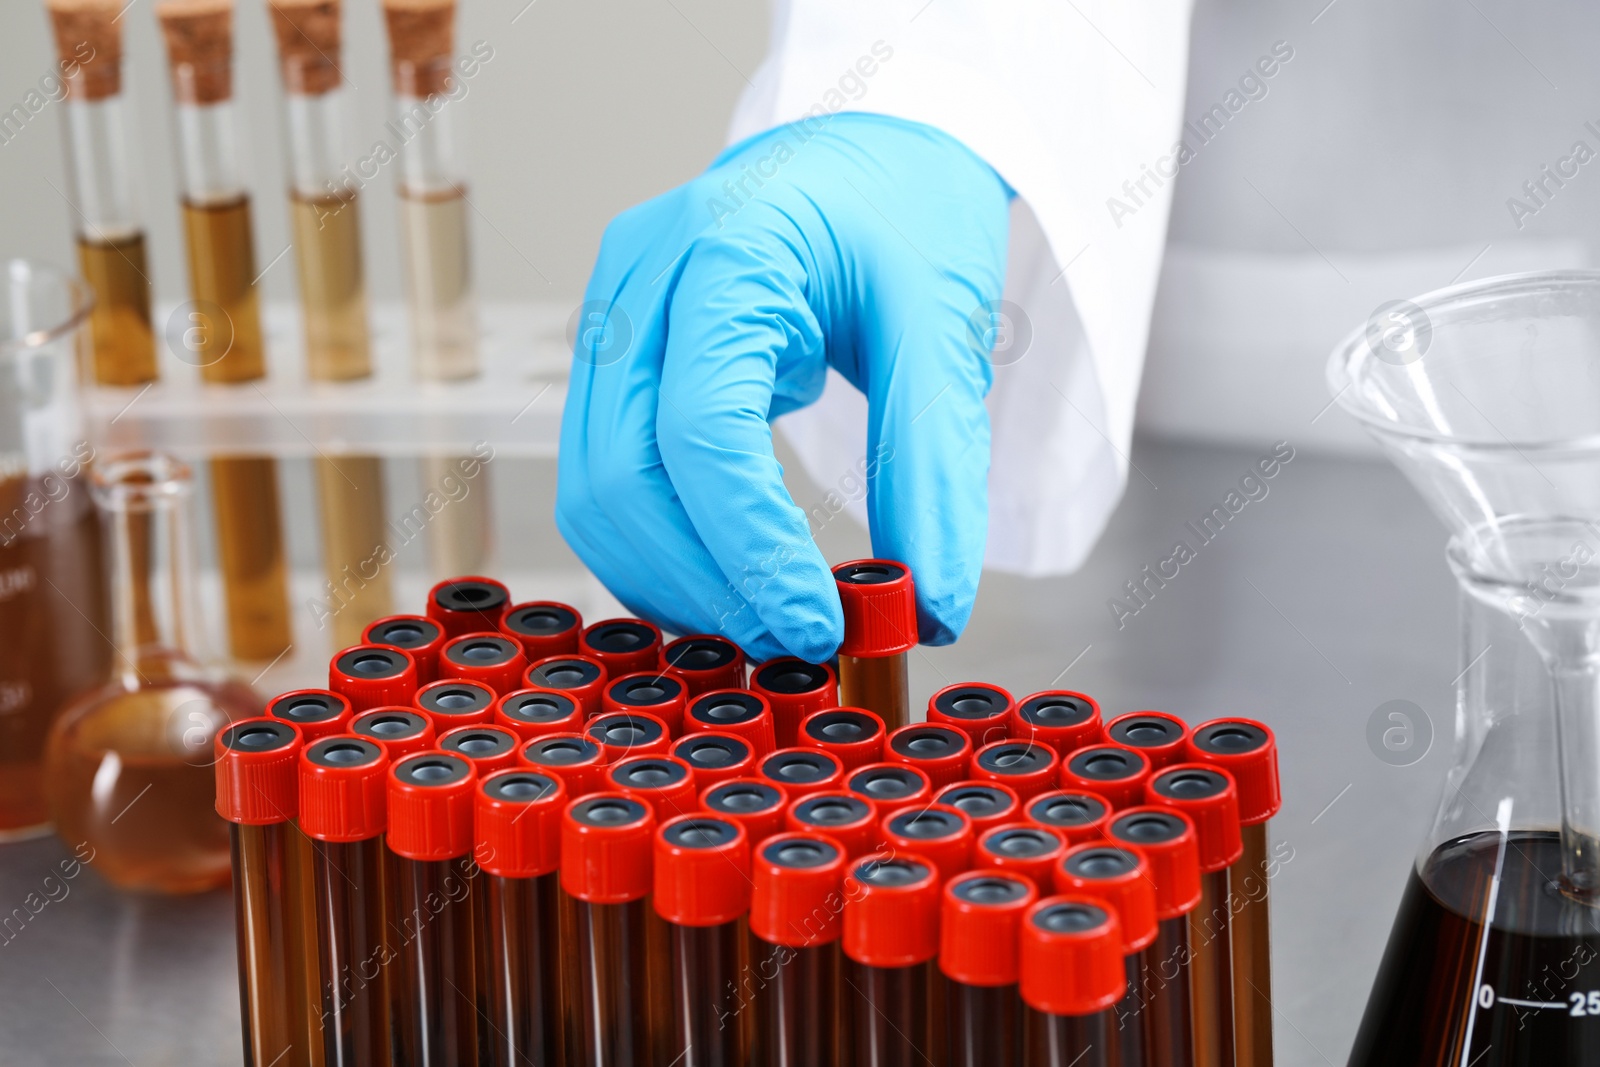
556,113 -> 1012,663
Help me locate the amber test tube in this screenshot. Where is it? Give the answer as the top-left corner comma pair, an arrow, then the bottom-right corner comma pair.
350,706 -> 435,760
885,722 -> 973,790
786,792 -> 879,860
414,675 -> 497,728
499,601 -> 583,662
525,654 -> 608,719
1027,789 -> 1114,844
1020,897 -> 1126,1067
941,870 -> 1038,1067
937,781 -> 1021,835
832,560 -> 918,731
685,689 -> 775,756
439,632 -> 528,697
364,614 -> 447,685
671,731 -> 754,790
749,656 -> 839,748
519,732 -> 606,799
1008,690 -> 1104,758
846,761 -> 933,818
699,778 -> 790,844
427,576 -> 510,638
841,854 -> 942,1066
662,634 -> 746,696
1056,843 -> 1161,1067
749,832 -> 848,1067
495,687 -> 584,742
580,618 -> 665,677
799,707 -> 885,770
928,681 -> 1015,750
602,672 -> 689,736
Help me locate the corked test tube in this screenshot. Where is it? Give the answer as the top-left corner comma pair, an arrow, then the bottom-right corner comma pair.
1186,719 -> 1281,1067
215,719 -> 317,1067
155,0 -> 292,664
47,0 -> 156,385
832,560 -> 917,731
940,870 -> 1038,1067
1056,843 -> 1160,1067
841,854 -> 942,1066
749,832 -> 848,1067
266,0 -> 389,649
1020,896 -> 1127,1067
381,0 -> 490,575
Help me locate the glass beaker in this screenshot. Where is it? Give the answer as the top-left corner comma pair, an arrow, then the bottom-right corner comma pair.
0,260 -> 109,838
45,452 -> 262,892
1330,271 -> 1600,1064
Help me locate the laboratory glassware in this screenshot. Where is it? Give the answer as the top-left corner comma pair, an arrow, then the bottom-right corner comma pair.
662,634 -> 745,696
885,722 -> 973,789
799,707 -> 886,770
610,754 -> 699,821
684,689 -> 774,755
928,682 -> 1015,748
494,686 -> 583,741
787,792 -> 879,859
846,761 -> 933,817
749,832 -> 847,1067
671,731 -> 754,789
601,671 -> 687,735
833,560 -> 917,730
841,854 -> 942,1066
518,732 -> 605,798
937,781 -> 1022,834
759,747 -> 845,802
1020,897 -> 1126,1067
699,777 -> 788,843
580,618 -> 664,677
1010,690 -> 1104,757
940,870 -> 1037,1067
749,656 -> 839,747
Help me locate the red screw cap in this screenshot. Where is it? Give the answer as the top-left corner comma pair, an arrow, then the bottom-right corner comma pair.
833,559 -> 918,657
700,778 -> 789,844
364,615 -> 447,685
560,793 -> 656,904
414,677 -> 497,728
786,792 -> 880,859
842,853 -> 942,967
749,658 -> 839,748
685,690 -> 776,756
940,870 -> 1039,986
610,755 -> 699,821
1054,843 -> 1159,954
1146,764 -> 1244,873
881,802 -> 974,882
1059,745 -> 1153,810
846,762 -> 933,817
654,814 -> 751,926
758,747 -> 844,802
586,711 -> 672,763
299,735 -> 388,842
427,576 -> 511,638
971,739 -> 1061,801
1185,718 -> 1281,826
439,632 -> 529,697
671,731 -> 754,791
580,618 -> 663,677
350,708 -> 436,761
1105,711 -> 1191,771
267,689 -> 353,745
495,687 -> 584,741
329,645 -> 418,713
885,723 -> 972,789
499,600 -> 583,663
1027,790 -> 1114,845
799,708 -> 885,771
439,723 -> 522,775
216,719 -> 302,825
935,782 -> 1021,836
662,635 -> 746,697
976,823 -> 1067,887
1019,896 -> 1127,1017
750,832 -> 848,947
387,752 -> 477,861
1010,690 -> 1104,756
475,769 -> 566,878
602,673 -> 688,736
519,732 -> 607,800
525,654 -> 608,719
928,683 -> 1015,749
1107,807 -> 1203,920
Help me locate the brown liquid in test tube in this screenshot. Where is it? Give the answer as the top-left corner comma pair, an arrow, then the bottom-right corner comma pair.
832,561 -> 918,731
940,871 -> 1038,1067
841,854 -> 942,1066
1020,897 -> 1127,1067
749,832 -> 847,1067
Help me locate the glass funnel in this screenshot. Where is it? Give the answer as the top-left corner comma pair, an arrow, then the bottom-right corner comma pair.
1330,271 -> 1600,1064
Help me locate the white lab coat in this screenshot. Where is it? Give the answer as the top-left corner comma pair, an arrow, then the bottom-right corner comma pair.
730,0 -> 1195,575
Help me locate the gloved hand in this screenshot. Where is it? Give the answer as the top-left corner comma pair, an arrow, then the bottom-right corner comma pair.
556,113 -> 1012,663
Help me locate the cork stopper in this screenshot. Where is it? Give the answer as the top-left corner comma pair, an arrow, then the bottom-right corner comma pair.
155,0 -> 234,104
268,0 -> 343,96
46,0 -> 124,101
381,0 -> 454,97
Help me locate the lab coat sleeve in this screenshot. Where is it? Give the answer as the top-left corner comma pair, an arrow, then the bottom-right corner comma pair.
730,0 -> 1194,574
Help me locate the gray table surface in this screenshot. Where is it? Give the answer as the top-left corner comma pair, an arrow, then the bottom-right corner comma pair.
0,436 -> 1458,1066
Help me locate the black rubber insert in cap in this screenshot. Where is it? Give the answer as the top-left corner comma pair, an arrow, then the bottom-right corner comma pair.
705,781 -> 783,814
1067,747 -> 1143,782
584,621 -> 657,653
663,818 -> 737,849
853,857 -> 928,886
950,874 -> 1030,905
764,836 -> 838,869
1152,767 -> 1228,801
306,737 -> 383,768
351,710 -> 427,740
933,685 -> 1008,720
690,691 -> 764,725
367,618 -> 440,649
889,725 -> 965,760
523,736 -> 601,766
754,660 -> 830,694
440,727 -> 516,760
530,659 -> 602,690
675,734 -> 749,769
1108,715 -> 1184,749
940,784 -> 1013,819
1028,793 -> 1107,829
269,692 -> 345,724
504,604 -> 578,637
220,720 -> 297,753
1062,846 -> 1140,881
762,750 -> 835,783
982,826 -> 1057,859
609,675 -> 682,707
609,757 -> 688,790
1018,693 -> 1096,728
501,691 -> 578,725
887,808 -> 962,840
444,635 -> 520,667
418,681 -> 494,717
335,647 -> 408,680
834,561 -> 905,584
664,637 -> 738,671
848,765 -> 923,800
793,795 -> 872,827
587,714 -> 664,748
1191,721 -> 1267,756
570,795 -> 648,828
804,710 -> 880,744
976,742 -> 1052,776
483,772 -> 559,803
434,580 -> 508,615
1034,901 -> 1108,934
395,752 -> 472,787
1111,810 -> 1187,845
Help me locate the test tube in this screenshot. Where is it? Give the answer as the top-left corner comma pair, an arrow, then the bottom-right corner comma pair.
155,0 -> 291,663
1059,745 -> 1153,810
525,654 -> 607,719
936,781 -> 1021,835
759,747 -> 844,802
940,870 -> 1038,1067
414,676 -> 496,728
1056,843 -> 1160,1067
499,600 -> 582,662
518,732 -> 605,799
881,802 -> 975,882
267,689 -> 354,743
845,761 -> 933,818
350,707 -> 435,760
364,615 -> 446,685
473,768 -> 565,1067
1185,720 -> 1280,1067
386,751 -> 480,1066
798,707 -> 885,770
1104,711 -> 1190,770
380,0 -> 489,575
601,673 -> 688,736
671,731 -> 754,790
748,657 -> 839,747
975,822 -> 1067,886
299,734 -> 390,1066
841,854 -> 941,1066
328,644 -> 418,713
928,682 -> 1015,749
786,792 -> 879,859
439,632 -> 528,696
684,690 -> 775,755
699,778 -> 789,844
47,0 -> 156,385
972,738 -> 1061,801
1145,764 -> 1243,1067
439,722 -> 520,774
586,711 -> 673,762
832,560 -> 918,731
654,814 -> 753,1066
214,718 -> 312,1067
1020,897 -> 1126,1067
749,832 -> 847,1067
662,634 -> 745,696
558,793 -> 658,1067
885,722 -> 973,789
1106,806 -> 1203,1067
495,687 -> 583,742
427,576 -> 510,638
1009,690 -> 1104,757
579,618 -> 664,677
1028,789 -> 1114,844
610,754 -> 699,821
266,0 -> 389,649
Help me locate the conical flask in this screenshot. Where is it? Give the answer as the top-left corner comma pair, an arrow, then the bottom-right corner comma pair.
1331,271 -> 1600,1064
